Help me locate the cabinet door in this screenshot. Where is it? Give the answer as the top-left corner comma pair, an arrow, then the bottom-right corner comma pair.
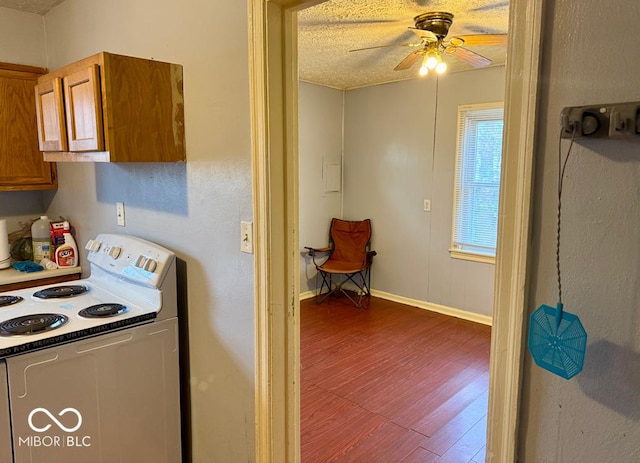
0,66 -> 57,191
63,65 -> 104,152
34,77 -> 67,152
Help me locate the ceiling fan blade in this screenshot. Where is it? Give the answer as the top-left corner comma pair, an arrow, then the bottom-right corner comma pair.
445,46 -> 492,68
349,42 -> 421,53
394,50 -> 423,71
409,27 -> 437,41
452,34 -> 508,46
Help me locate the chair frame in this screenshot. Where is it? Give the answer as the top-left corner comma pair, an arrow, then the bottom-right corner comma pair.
305,218 -> 376,308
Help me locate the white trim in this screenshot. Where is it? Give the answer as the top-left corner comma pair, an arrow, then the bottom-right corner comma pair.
300,289 -> 492,326
371,290 -> 493,326
299,290 -> 315,301
251,0 -> 543,461
449,249 -> 496,264
486,0 -> 544,461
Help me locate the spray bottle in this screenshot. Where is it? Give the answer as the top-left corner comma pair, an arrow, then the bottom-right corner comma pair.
54,221 -> 78,267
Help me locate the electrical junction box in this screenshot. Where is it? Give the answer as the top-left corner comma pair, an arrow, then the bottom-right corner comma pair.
560,101 -> 640,140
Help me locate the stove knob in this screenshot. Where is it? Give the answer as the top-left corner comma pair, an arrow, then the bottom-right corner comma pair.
85,239 -> 102,252
109,246 -> 122,259
135,255 -> 147,268
143,258 -> 157,273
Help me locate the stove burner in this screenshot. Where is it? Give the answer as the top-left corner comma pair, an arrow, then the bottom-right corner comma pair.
0,313 -> 68,336
33,285 -> 89,299
79,303 -> 128,318
0,295 -> 23,308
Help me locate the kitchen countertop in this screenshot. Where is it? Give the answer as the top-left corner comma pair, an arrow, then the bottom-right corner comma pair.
0,266 -> 82,287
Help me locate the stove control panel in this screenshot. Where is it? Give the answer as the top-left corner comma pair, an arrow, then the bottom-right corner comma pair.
86,234 -> 175,288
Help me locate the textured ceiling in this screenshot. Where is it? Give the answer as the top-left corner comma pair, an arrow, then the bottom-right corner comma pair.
298,0 -> 509,89
0,0 -> 63,14
0,0 -> 508,90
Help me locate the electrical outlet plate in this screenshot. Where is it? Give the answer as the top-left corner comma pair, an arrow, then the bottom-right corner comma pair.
423,199 -> 431,212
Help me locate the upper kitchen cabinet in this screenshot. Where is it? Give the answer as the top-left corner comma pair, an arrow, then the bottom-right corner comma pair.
34,52 -> 185,162
0,63 -> 57,191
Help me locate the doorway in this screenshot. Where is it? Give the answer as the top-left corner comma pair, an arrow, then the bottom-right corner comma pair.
297,56 -> 504,463
248,0 -> 544,461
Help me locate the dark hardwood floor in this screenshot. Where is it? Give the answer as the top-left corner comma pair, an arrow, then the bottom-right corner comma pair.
301,295 -> 491,463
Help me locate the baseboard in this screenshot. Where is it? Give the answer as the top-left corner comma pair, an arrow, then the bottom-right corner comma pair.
299,290 -> 315,301
300,288 -> 492,326
371,289 -> 492,326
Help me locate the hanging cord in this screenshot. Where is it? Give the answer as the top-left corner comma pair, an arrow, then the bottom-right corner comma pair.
556,124 -> 577,303
425,76 -> 439,293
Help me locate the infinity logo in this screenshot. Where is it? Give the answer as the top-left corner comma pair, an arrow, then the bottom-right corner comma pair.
28,408 -> 83,433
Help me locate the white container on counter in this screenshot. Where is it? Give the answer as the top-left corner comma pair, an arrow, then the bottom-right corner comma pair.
0,219 -> 9,269
31,216 -> 52,262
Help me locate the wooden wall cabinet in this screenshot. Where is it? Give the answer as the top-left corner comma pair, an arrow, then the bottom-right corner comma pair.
0,63 -> 57,191
34,52 -> 185,162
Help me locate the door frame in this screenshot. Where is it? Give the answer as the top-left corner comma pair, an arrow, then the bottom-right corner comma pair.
248,0 -> 544,461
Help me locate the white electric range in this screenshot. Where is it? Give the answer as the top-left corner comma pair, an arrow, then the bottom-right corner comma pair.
0,233 -> 182,463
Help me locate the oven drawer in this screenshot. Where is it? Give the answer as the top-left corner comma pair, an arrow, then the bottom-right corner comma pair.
6,318 -> 181,463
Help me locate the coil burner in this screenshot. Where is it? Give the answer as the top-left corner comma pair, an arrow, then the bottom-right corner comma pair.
33,285 -> 89,299
78,303 -> 129,318
0,313 -> 68,336
0,296 -> 23,308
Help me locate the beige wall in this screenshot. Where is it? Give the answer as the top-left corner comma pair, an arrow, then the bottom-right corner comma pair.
0,7 -> 46,66
298,82 -> 344,294
342,67 -> 505,317
520,0 -> 640,460
32,0 -> 255,461
0,8 -> 48,232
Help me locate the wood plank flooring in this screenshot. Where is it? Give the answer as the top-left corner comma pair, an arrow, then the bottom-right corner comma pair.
301,295 -> 491,463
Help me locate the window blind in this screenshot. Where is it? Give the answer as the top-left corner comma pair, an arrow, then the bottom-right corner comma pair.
452,103 -> 504,258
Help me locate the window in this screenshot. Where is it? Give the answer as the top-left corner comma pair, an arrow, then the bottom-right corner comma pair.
451,102 -> 504,263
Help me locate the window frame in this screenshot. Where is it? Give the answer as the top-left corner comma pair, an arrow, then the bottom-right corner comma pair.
450,101 -> 505,264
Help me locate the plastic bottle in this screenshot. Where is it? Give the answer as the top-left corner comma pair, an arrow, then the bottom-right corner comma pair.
31,216 -> 52,262
54,221 -> 78,267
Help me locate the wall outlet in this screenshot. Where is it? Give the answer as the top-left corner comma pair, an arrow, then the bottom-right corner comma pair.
423,199 -> 431,212
116,202 -> 126,227
241,221 -> 253,254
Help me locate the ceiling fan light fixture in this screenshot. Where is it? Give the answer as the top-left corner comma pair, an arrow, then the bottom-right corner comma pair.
426,54 -> 438,70
419,54 -> 429,76
436,61 -> 447,74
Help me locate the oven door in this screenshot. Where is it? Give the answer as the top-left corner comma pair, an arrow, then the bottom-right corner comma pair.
6,318 -> 181,463
0,360 -> 13,463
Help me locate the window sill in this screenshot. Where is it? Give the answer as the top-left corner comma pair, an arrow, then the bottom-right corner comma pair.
449,249 -> 496,264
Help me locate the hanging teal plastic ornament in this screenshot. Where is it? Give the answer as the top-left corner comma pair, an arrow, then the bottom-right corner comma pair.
528,124 -> 587,380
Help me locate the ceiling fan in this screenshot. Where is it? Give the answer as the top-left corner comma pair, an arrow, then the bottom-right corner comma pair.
351,12 -> 507,76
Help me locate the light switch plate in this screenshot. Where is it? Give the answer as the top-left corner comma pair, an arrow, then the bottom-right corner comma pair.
116,202 -> 126,227
241,221 -> 254,254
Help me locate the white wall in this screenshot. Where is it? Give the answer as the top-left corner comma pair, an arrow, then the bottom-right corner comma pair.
0,8 -> 48,233
519,1 -> 640,460
342,67 -> 505,317
37,1 -> 255,461
298,82 -> 344,294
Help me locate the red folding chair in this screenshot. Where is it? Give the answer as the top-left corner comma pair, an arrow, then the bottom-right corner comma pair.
305,218 -> 376,308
